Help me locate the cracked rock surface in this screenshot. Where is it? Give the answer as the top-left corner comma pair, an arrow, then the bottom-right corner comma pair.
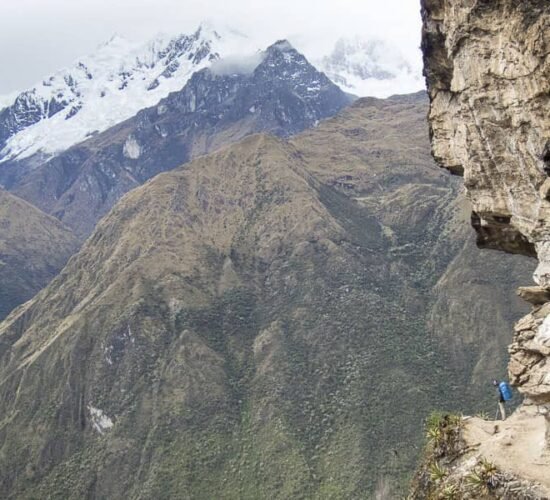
422,0 -> 550,443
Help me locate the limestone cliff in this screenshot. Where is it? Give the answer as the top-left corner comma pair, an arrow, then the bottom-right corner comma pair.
421,0 -> 550,495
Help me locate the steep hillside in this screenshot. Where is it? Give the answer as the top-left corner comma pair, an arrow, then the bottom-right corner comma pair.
0,95 -> 533,498
5,40 -> 351,238
0,188 -> 78,321
294,95 -> 534,408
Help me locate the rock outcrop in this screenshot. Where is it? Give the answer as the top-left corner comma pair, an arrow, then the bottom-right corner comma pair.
421,0 -> 550,463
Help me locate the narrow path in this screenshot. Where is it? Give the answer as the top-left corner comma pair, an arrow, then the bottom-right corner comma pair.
463,409 -> 550,496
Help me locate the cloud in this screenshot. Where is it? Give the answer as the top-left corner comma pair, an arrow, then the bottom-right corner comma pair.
0,0 -> 422,94
209,51 -> 265,76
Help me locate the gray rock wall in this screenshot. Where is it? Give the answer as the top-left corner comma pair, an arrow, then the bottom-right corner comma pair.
421,0 -> 550,440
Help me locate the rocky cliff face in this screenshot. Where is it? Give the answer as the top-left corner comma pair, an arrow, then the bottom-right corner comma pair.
421,0 -> 550,490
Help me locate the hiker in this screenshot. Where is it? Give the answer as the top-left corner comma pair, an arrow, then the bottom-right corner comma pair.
493,379 -> 512,420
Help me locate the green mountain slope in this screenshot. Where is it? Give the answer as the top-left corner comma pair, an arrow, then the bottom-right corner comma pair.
0,188 -> 78,321
0,95 -> 533,498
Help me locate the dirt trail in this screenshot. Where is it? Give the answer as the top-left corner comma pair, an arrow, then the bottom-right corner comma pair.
463,409 -> 550,496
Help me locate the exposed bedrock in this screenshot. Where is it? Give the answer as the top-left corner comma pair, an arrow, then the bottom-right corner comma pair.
421,0 -> 550,440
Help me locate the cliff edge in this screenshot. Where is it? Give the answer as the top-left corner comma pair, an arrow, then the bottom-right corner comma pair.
420,0 -> 550,496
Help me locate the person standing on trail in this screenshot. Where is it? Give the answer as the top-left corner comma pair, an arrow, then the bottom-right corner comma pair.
493,379 -> 512,420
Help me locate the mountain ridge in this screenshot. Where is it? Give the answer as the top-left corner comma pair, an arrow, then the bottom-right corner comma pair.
5,40 -> 353,238
0,24 -> 246,163
0,26 -> 424,167
0,188 -> 79,321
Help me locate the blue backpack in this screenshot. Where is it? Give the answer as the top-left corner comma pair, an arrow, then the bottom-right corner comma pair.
499,381 -> 513,401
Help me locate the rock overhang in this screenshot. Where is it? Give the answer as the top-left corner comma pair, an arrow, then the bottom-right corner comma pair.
421,0 -> 550,435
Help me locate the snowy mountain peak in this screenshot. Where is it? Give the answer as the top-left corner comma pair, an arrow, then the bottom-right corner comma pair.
318,36 -> 424,98
0,24 -> 248,162
262,40 -> 302,66
0,28 -> 424,163
269,40 -> 294,52
254,40 -> 334,99
102,33 -> 132,48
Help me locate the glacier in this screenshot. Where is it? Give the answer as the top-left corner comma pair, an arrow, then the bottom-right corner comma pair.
317,36 -> 424,98
0,24 -> 251,163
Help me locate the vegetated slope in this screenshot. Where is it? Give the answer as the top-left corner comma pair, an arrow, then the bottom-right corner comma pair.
293,94 -> 535,412
0,188 -> 78,321
0,95 -> 533,499
5,40 -> 351,238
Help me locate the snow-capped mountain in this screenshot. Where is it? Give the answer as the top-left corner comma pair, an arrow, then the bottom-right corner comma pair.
318,37 -> 424,98
9,40 -> 352,237
0,92 -> 18,112
0,24 -> 250,163
0,26 -> 424,166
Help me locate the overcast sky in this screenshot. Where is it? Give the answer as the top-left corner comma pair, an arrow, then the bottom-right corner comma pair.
0,0 -> 423,94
